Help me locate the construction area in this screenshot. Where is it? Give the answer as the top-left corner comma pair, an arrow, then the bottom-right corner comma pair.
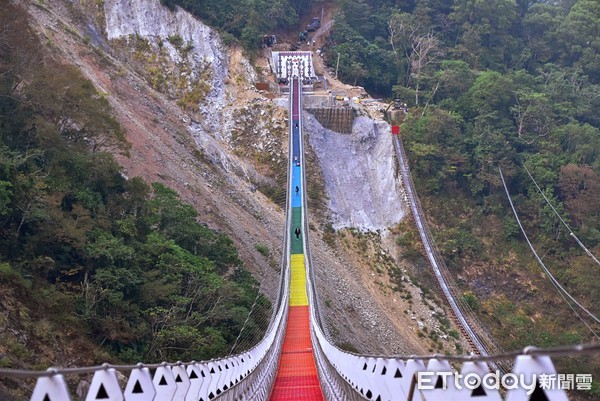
255,15 -> 408,133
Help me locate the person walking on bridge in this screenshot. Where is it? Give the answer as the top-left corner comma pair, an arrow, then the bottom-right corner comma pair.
294,227 -> 301,239
295,185 -> 299,195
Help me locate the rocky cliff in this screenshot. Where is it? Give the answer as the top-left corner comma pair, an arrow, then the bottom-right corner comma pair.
305,114 -> 406,230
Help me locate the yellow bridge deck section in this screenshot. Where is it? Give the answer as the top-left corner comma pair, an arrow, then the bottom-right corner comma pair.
290,254 -> 308,306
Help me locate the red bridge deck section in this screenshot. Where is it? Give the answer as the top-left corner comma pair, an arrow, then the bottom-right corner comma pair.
292,79 -> 299,119
269,306 -> 323,400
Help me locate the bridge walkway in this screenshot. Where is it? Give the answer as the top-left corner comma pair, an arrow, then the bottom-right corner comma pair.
269,78 -> 325,400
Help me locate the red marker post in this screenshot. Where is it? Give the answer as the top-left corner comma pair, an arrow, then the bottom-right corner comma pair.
391,125 -> 400,135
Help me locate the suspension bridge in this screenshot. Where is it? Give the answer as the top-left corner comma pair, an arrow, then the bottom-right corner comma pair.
1,52 -> 598,401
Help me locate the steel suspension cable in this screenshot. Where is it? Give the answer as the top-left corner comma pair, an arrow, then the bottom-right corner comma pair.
229,287 -> 268,355
499,167 -> 600,329
550,275 -> 600,340
523,163 -> 600,267
2,343 -> 598,379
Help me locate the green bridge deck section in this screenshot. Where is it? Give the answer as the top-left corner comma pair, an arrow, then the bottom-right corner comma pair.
290,207 -> 303,254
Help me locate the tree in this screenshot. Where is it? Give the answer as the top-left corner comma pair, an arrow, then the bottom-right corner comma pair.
434,60 -> 476,103
387,11 -> 441,105
449,0 -> 522,69
408,32 -> 440,105
461,70 -> 515,120
510,91 -> 555,144
558,0 -> 600,82
558,164 -> 600,227
521,3 -> 562,66
388,12 -> 418,64
401,108 -> 465,189
0,180 -> 11,216
349,61 -> 368,86
558,123 -> 600,168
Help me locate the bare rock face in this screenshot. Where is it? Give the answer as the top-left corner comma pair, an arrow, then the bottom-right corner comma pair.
103,0 -> 264,175
104,1 -> 405,234
305,114 -> 407,230
104,0 -> 228,116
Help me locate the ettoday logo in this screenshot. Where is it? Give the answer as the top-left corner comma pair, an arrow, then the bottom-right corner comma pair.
417,371 -> 593,395
418,371 -> 537,395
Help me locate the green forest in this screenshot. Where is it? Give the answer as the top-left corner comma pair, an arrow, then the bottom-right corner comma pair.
0,2 -> 268,372
330,0 -> 600,308
325,0 -> 599,247
161,0 -> 317,48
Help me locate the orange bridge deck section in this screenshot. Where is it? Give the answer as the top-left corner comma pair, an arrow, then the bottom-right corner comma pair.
270,255 -> 324,400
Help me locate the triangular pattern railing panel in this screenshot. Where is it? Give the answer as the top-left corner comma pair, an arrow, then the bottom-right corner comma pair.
124,367 -> 155,401
86,368 -> 123,401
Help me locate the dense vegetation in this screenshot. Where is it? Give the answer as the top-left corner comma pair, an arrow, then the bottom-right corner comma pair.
0,2 -> 268,370
329,0 -> 599,394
